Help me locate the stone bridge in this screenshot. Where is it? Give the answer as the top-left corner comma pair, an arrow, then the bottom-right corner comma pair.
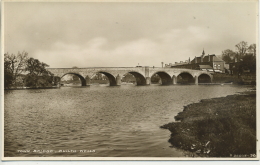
47,67 -> 213,86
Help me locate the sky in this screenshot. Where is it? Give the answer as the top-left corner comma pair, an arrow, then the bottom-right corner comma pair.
3,1 -> 258,68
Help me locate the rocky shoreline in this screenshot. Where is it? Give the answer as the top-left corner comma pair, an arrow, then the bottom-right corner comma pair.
161,89 -> 256,157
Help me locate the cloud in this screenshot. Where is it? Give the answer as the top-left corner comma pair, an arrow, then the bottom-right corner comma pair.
35,37 -> 159,67
4,2 -> 257,68
34,26 -> 219,68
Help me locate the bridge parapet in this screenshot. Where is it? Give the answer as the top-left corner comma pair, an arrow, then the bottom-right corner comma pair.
47,67 -> 147,78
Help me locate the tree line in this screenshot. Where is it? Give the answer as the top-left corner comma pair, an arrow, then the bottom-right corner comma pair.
221,41 -> 256,73
4,51 -> 57,89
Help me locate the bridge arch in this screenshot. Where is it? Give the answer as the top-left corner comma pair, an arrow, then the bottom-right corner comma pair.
176,72 -> 195,84
92,71 -> 117,86
126,71 -> 146,86
151,71 -> 172,85
60,73 -> 86,86
198,73 -> 212,83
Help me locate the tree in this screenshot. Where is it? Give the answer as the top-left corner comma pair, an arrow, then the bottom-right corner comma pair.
235,41 -> 248,59
221,42 -> 256,76
248,44 -> 256,56
241,54 -> 256,73
151,74 -> 161,83
4,60 -> 14,89
122,73 -> 135,82
4,51 -> 28,87
221,49 -> 236,63
24,58 -> 53,87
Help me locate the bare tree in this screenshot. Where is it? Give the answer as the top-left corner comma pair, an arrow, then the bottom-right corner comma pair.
4,51 -> 29,87
235,41 -> 248,59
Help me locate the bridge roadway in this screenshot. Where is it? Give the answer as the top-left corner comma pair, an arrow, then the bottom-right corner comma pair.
47,67 -> 213,86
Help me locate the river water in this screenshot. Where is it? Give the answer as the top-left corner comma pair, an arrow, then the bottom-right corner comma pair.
4,84 -> 249,157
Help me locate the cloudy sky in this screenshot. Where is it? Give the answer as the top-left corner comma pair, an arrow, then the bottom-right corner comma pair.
4,1 -> 257,68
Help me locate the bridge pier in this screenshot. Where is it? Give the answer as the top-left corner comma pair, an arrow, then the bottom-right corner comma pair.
81,81 -> 87,86
145,77 -> 151,85
85,76 -> 91,86
116,75 -> 121,86
172,75 -> 177,85
195,76 -> 198,85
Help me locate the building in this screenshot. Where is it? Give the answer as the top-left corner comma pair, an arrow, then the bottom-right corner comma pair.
167,50 -> 225,73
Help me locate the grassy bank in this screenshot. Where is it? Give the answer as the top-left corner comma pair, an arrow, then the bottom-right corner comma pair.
161,90 -> 256,157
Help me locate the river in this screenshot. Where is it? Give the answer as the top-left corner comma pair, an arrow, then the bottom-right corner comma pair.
4,84 -> 249,157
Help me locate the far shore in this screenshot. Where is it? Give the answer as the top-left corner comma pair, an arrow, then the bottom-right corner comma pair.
4,82 -> 254,90
161,88 -> 256,157
4,86 -> 62,90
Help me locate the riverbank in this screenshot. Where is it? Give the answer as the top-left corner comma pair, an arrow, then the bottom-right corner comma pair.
161,89 -> 256,157
212,73 -> 256,85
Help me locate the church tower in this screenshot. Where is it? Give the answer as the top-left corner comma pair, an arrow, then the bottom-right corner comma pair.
201,49 -> 205,62
202,49 -> 205,56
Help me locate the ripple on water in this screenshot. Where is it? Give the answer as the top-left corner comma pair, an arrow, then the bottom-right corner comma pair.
4,85 -> 249,157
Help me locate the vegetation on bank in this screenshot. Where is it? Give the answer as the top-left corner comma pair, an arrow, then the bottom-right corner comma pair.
4,52 -> 58,89
217,41 -> 256,85
161,90 -> 256,157
212,73 -> 256,85
221,41 -> 256,71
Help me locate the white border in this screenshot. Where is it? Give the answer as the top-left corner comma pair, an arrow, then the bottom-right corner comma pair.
1,0 -> 259,162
